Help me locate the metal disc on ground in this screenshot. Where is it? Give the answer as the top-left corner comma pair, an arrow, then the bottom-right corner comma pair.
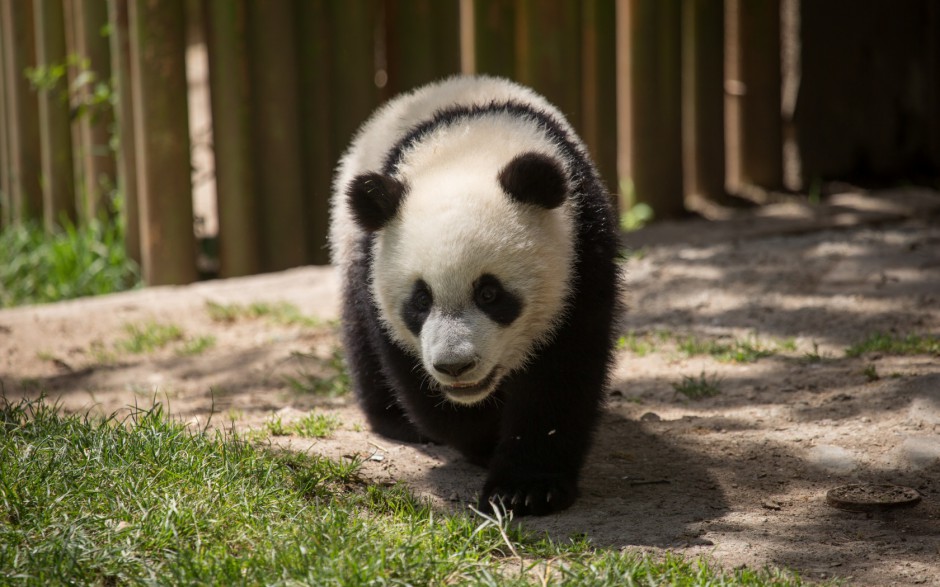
825,484 -> 922,512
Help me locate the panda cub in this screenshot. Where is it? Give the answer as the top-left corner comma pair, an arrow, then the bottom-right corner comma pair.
331,75 -> 620,516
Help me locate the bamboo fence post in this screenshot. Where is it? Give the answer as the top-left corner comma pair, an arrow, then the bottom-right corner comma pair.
0,5 -> 12,228
72,0 -> 116,219
581,0 -> 618,202
246,0 -> 306,272
618,0 -> 684,218
329,1 -> 380,174
515,0 -> 582,130
725,0 -> 782,193
296,0 -> 334,266
384,0 -> 460,96
34,0 -> 77,231
108,0 -> 140,265
204,0 -> 260,277
681,0 -> 726,209
471,0 -> 515,77
128,0 -> 196,285
1,0 -> 43,223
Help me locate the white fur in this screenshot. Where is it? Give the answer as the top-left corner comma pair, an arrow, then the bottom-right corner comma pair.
331,76 -> 583,404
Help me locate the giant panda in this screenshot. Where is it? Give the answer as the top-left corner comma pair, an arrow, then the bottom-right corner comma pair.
331,75 -> 620,516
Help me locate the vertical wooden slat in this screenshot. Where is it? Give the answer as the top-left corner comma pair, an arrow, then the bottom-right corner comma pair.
72,0 -> 116,219
329,1 -> 380,168
581,0 -> 618,201
725,0 -> 782,193
0,6 -> 12,227
296,0 -> 334,265
472,0 -> 515,77
1,0 -> 43,223
459,0 -> 475,74
34,0 -> 77,231
515,0 -> 582,130
681,0 -> 726,208
385,0 -> 460,95
620,0 -> 684,218
108,0 -> 140,265
129,0 -> 197,285
204,0 -> 260,277
930,0 -> 940,173
247,0 -> 306,273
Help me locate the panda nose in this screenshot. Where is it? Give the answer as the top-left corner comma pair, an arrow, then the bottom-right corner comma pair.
434,360 -> 477,378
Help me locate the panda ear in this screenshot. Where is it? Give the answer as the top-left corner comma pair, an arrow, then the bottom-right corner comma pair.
498,152 -> 568,210
347,172 -> 406,231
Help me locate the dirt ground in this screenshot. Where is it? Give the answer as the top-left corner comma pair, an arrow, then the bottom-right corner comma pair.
2,187 -> 939,585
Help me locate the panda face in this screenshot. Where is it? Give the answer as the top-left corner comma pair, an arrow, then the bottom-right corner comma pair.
399,273 -> 524,404
365,150 -> 576,405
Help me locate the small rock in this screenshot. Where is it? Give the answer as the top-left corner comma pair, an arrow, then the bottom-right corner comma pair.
640,412 -> 662,422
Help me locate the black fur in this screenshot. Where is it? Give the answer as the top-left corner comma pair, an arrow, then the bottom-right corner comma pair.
341,96 -> 620,517
401,279 -> 433,337
498,152 -> 568,209
347,172 -> 406,232
473,274 -> 522,326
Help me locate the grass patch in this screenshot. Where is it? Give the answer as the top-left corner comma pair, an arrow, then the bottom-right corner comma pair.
206,300 -> 321,328
108,321 -> 215,358
862,364 -> 880,382
677,335 -> 777,363
0,398 -> 808,586
801,341 -> 827,363
618,331 -> 795,364
0,218 -> 140,308
261,411 -> 341,439
176,334 -> 216,356
116,321 -> 185,354
845,332 -> 940,358
617,331 -> 655,356
284,347 -> 351,397
673,372 -> 723,399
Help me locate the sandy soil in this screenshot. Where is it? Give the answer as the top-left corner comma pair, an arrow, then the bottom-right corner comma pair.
2,187 -> 939,585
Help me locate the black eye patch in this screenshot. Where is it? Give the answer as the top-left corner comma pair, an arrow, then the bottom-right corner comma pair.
474,274 -> 522,326
402,279 -> 433,336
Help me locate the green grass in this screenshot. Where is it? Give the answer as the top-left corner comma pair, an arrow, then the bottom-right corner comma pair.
617,331 -> 796,364
617,331 -> 655,356
0,398 -> 807,586
284,347 -> 351,397
177,334 -> 217,356
109,321 -> 214,358
0,218 -> 140,308
205,300 -> 321,328
261,411 -> 341,439
116,321 -> 185,354
845,332 -> 940,358
673,372 -> 723,399
801,341 -> 826,363
677,335 -> 778,363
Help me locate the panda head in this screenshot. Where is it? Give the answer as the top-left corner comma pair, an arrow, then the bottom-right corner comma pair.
347,151 -> 575,405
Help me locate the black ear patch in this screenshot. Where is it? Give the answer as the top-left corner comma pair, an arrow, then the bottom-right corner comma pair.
347,172 -> 407,231
498,152 -> 568,210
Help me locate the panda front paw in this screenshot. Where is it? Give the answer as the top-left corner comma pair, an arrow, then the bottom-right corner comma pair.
477,474 -> 578,517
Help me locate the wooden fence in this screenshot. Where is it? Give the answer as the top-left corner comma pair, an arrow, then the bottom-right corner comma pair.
1,0 -> 939,285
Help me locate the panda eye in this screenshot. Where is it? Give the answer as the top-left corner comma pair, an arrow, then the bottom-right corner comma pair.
476,283 -> 500,306
413,288 -> 432,312
473,274 -> 522,326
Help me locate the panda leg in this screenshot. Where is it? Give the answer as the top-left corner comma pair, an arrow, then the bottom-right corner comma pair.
341,284 -> 427,444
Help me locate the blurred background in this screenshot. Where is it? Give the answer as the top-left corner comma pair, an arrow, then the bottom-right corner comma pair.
0,0 -> 938,292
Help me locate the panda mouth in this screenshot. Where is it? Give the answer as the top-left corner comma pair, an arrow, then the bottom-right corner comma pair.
439,369 -> 500,403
